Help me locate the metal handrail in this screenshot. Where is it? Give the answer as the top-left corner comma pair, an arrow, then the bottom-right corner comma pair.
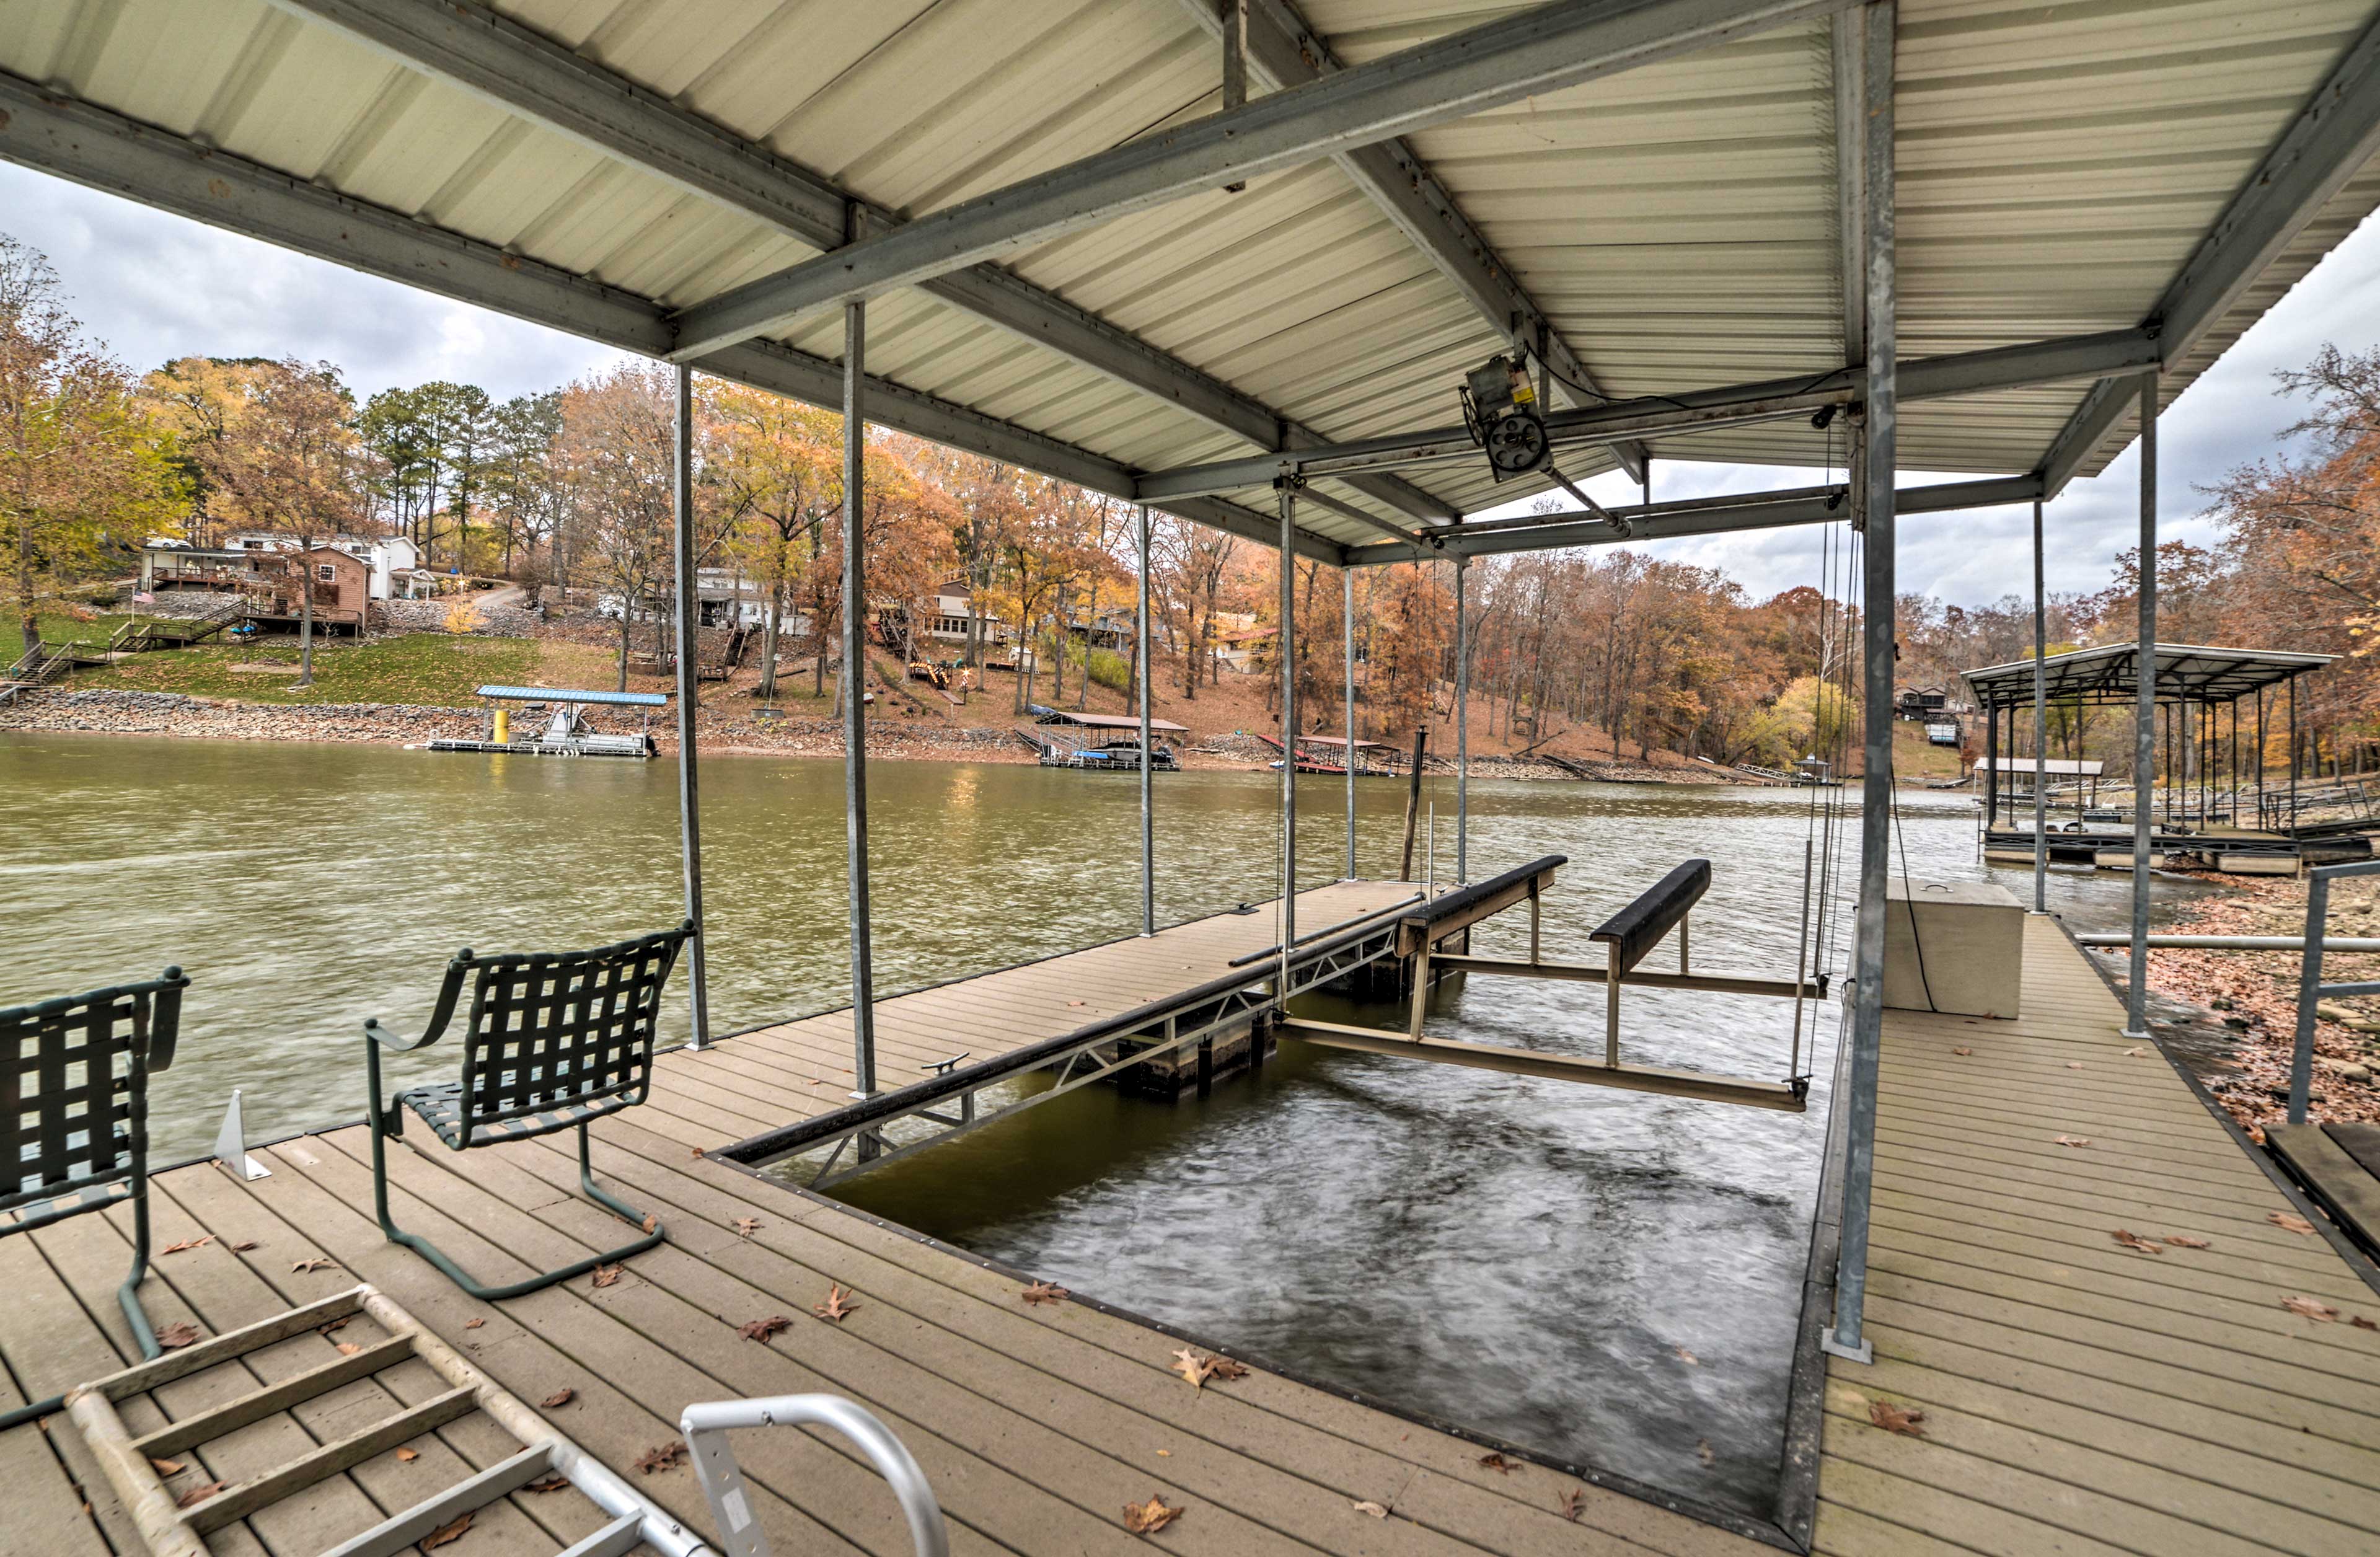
681,1395 -> 947,1557
2290,858 -> 2380,1124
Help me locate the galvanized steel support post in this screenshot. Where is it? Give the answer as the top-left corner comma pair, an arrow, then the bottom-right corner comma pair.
2032,498 -> 2048,913
2125,374 -> 2158,1040
1278,483 -> 1298,1003
1455,556 -> 1470,886
1827,0 -> 1894,1369
842,302 -> 879,1117
671,364 -> 711,1049
1345,567 -> 1357,878
1138,503 -> 1155,937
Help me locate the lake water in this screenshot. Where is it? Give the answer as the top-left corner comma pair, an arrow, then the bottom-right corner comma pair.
2,732 -> 2211,1522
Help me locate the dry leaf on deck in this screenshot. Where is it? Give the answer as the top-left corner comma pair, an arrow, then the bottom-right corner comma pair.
640,1214 -> 658,1235
174,1482 -> 226,1509
159,1235 -> 211,1255
524,1475 -> 569,1493
1868,1400 -> 1926,1437
395,1448 -> 419,1462
2270,1211 -> 2317,1235
155,1322 -> 201,1350
690,1147 -> 704,1158
148,1458 -> 185,1476
229,1240 -> 258,1252
1951,1047 -> 1972,1057
2351,1315 -> 2378,1331
2067,1062 -> 2084,1069
336,1342 -> 361,1356
1021,1280 -> 1069,1305
2111,1230 -> 2166,1255
2123,1047 -> 2149,1058
2283,1295 -> 2340,1321
1557,1487 -> 1587,1522
1478,1453 -> 1516,1475
1205,1357 -> 1248,1382
591,1264 -> 623,1289
739,1315 -> 793,1343
464,1318 -> 485,1330
420,1511 -> 473,1550
2054,1136 -> 2092,1148
812,1284 -> 859,1322
318,1316 -> 351,1336
1352,1499 -> 1388,1517
290,1256 -> 336,1273
1121,1494 -> 1181,1534
2162,1234 -> 2211,1249
1674,1346 -> 1699,1365
541,1388 -> 575,1409
733,1218 -> 761,1238
634,1442 -> 688,1475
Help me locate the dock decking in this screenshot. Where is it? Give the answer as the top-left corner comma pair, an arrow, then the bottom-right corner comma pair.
7,909 -> 2380,1555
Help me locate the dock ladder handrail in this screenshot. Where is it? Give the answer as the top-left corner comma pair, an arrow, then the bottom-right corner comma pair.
681,1394 -> 948,1557
2290,856 -> 2380,1123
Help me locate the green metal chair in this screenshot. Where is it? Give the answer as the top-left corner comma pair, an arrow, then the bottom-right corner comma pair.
364,922 -> 690,1300
2,966 -> 188,1430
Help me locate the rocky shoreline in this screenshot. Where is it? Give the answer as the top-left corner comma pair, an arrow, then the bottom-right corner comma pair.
0,686 -> 1737,784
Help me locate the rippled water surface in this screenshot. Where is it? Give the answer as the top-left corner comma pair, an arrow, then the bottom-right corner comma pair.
4,732 -> 2219,1520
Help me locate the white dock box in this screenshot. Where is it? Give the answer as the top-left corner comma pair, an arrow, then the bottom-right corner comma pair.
1883,877 -> 2024,1018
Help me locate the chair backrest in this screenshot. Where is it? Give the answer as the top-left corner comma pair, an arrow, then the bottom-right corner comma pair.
3,969 -> 187,1226
451,924 -> 689,1145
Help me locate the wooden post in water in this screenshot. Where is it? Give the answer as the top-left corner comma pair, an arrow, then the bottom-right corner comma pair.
1399,728 -> 1429,883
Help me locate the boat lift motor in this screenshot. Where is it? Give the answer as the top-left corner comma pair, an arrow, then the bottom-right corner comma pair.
1457,351 -> 1629,536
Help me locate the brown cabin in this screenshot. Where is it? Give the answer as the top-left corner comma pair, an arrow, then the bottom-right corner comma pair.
241,546 -> 371,634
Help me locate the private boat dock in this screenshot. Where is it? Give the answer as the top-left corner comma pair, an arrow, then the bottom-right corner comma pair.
13,895 -> 2380,1556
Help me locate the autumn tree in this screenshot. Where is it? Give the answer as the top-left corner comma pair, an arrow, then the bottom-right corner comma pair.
712,383 -> 840,699
1,235 -> 178,659
555,361 -> 676,689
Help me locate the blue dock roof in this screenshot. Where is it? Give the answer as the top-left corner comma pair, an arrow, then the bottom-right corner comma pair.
475,684 -> 669,707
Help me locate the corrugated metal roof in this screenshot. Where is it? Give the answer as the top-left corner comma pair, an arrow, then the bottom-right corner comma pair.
4,0 -> 2373,552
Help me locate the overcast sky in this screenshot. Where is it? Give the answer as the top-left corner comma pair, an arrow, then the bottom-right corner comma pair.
7,157 -> 2375,609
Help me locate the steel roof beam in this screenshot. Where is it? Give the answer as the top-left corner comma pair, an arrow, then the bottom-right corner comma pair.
0,70 -> 1345,568
259,0 -> 1448,531
1137,327 -> 2156,500
1178,0 -> 1648,483
2038,6 -> 2380,494
665,0 -> 1851,359
1338,474 -> 2042,565
1831,9 -> 1870,369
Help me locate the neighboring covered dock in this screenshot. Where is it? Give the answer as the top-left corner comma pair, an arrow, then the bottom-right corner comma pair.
425,686 -> 668,759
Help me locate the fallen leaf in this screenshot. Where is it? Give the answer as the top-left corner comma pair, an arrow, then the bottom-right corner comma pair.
464,1318 -> 485,1330
690,1147 -> 704,1158
1205,1357 -> 1248,1382
591,1264 -> 623,1289
633,1441 -> 687,1475
419,1511 -> 473,1550
733,1218 -> 761,1238
1696,1439 -> 1715,1467
1121,1493 -> 1181,1534
1868,1400 -> 1926,1438
395,1447 -> 419,1462
1171,1347 -> 1214,1389
148,1457 -> 185,1476
2067,1062 -> 2084,1069
159,1235 -> 212,1255
812,1284 -> 858,1322
1021,1280 -> 1069,1305
336,1342 -> 361,1356
290,1256 -> 335,1273
524,1475 -> 570,1493
154,1322 -> 201,1350
1352,1499 -> 1388,1518
1558,1487 -> 1587,1522
1478,1453 -> 1517,1475
319,1316 -> 351,1336
541,1389 -> 575,1409
229,1240 -> 258,1252
1674,1345 -> 1699,1365
1067,1000 -> 1086,1008
2270,1211 -> 2317,1235
1952,1046 -> 1972,1057
2054,1136 -> 2092,1148
2162,1234 -> 2211,1249
2283,1295 -> 2340,1321
2111,1230 -> 2166,1255
641,1213 -> 658,1235
2351,1315 -> 2378,1331
175,1481 -> 226,1509
2123,1047 -> 2149,1058
739,1315 -> 793,1343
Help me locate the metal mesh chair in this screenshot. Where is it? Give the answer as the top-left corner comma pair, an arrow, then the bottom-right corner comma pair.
364,922 -> 690,1300
2,966 -> 187,1431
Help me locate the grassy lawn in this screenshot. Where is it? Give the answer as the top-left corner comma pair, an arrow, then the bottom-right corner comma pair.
63,630 -> 629,707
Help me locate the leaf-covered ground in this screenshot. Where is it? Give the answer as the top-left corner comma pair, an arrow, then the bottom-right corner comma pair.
2144,873 -> 2380,1139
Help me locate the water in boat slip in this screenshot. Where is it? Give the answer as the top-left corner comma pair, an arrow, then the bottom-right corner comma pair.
2,731 -> 2222,1518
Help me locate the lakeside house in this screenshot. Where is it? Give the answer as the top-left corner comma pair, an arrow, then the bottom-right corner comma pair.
140,532 -> 430,604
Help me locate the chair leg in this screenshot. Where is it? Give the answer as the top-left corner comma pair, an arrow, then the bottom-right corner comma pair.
2,1194 -> 157,1432
373,1118 -> 664,1302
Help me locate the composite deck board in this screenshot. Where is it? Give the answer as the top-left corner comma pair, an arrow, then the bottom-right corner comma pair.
9,905 -> 2380,1554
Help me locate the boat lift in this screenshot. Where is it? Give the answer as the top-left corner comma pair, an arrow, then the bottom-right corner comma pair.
427,684 -> 667,759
